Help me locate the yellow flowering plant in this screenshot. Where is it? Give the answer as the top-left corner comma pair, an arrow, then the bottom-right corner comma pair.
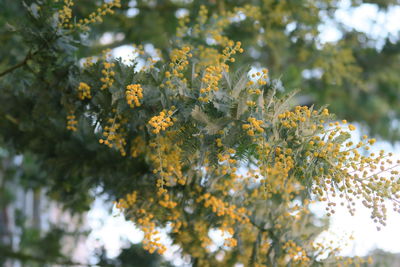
72,7 -> 400,266
1,1 -> 399,266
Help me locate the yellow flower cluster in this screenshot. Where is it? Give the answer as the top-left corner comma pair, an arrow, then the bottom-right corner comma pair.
163,46 -> 192,88
197,46 -> 221,69
198,65 -> 223,102
248,68 -> 269,88
66,113 -> 77,131
149,134 -> 184,196
206,19 -> 232,47
200,5 -> 260,47
57,0 -> 73,29
282,240 -> 310,263
224,237 -> 238,248
76,0 -> 121,31
257,146 -> 297,199
216,138 -> 223,147
77,82 -> 91,100
198,41 -> 243,102
148,109 -> 175,134
110,98 -> 400,261
278,105 -> 311,128
334,256 -> 374,266
115,195 -> 166,255
115,191 -> 137,210
217,149 -> 238,179
98,116 -> 127,156
221,41 -> 244,63
136,209 -> 167,254
70,5 -> 400,263
242,117 -> 264,136
170,219 -> 183,234
268,108 -> 400,227
126,84 -> 143,108
100,61 -> 115,90
57,0 -> 120,30
348,124 -> 356,131
158,194 -> 177,209
198,193 -> 250,224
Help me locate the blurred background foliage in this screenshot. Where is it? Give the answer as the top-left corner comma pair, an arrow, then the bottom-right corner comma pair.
1,0 -> 400,266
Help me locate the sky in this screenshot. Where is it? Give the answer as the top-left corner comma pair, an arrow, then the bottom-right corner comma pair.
84,1 -> 400,264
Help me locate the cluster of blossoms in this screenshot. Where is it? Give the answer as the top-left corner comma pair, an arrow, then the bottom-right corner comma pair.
98,115 -> 127,156
197,46 -> 222,69
115,61 -> 395,267
216,149 -> 238,177
277,106 -> 311,128
282,240 -> 310,263
198,64 -> 223,102
148,134 -> 184,195
221,41 -> 244,63
198,193 -> 250,223
115,191 -> 137,210
66,113 -> 77,131
158,193 -> 178,209
198,41 -> 243,102
76,0 -> 121,31
115,194 -> 167,255
57,0 -> 121,30
163,46 -> 192,88
77,82 -> 91,100
248,68 -> 269,88
148,109 -> 175,134
201,5 -> 261,47
137,209 -> 167,254
242,117 -> 264,136
100,61 -> 116,90
61,4 -> 400,265
257,146 -> 297,200
57,0 -> 73,29
125,84 -> 143,108
195,193 -> 250,249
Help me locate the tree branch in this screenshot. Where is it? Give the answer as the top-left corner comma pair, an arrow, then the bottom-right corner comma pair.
0,51 -> 34,78
249,229 -> 262,267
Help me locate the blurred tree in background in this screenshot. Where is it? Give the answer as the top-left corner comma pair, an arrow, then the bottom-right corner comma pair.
1,0 -> 400,266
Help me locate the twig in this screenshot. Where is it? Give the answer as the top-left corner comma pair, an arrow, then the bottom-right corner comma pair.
0,51 -> 34,78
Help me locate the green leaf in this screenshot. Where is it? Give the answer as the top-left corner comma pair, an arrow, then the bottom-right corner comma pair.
236,91 -> 248,119
232,70 -> 248,98
191,105 -> 210,125
333,132 -> 351,144
191,106 -> 230,134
